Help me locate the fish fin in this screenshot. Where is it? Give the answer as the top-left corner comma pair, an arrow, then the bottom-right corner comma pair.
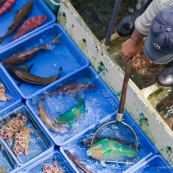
51,37 -> 62,44
22,63 -> 34,72
57,67 -> 63,76
100,161 -> 106,167
68,121 -> 75,128
102,149 -> 112,157
22,64 -> 28,70
28,63 -> 34,72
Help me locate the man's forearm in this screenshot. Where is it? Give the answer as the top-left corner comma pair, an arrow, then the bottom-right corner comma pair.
131,29 -> 145,44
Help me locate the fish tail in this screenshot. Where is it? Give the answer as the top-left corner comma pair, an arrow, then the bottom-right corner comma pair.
57,67 -> 63,76
51,37 -> 61,44
44,37 -> 61,50
42,44 -> 50,50
127,150 -> 138,157
10,34 -> 19,42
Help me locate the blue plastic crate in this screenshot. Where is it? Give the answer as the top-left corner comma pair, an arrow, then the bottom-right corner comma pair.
128,155 -> 173,173
0,0 -> 56,50
0,64 -> 21,114
60,111 -> 158,173
0,104 -> 54,168
26,66 -> 119,146
0,139 -> 19,173
0,23 -> 89,99
21,149 -> 76,172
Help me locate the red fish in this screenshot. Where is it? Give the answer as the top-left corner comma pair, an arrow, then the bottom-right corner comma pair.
10,15 -> 47,42
0,0 -> 16,15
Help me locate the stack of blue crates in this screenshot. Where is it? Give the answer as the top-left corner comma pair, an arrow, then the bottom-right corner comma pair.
0,1 -> 172,173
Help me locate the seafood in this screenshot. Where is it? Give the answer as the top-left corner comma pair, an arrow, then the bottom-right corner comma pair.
39,101 -> 67,133
81,137 -> 139,150
156,95 -> 173,113
10,15 -> 47,42
0,83 -> 10,101
54,97 -> 85,128
2,45 -> 49,66
0,113 -> 27,144
6,65 -> 62,85
13,127 -> 34,156
0,0 -> 15,16
0,1 -> 33,43
87,139 -> 138,164
44,82 -> 96,97
2,38 -> 61,66
42,161 -> 64,173
64,150 -> 93,173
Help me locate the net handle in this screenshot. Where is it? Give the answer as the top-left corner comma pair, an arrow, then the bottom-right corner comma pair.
117,58 -> 132,120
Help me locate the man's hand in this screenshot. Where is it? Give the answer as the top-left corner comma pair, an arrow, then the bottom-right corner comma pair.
121,29 -> 145,62
122,38 -> 143,62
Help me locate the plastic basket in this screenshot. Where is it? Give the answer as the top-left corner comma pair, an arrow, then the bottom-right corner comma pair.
0,64 -> 21,114
128,154 -> 173,173
0,139 -> 19,173
0,23 -> 89,99
0,104 -> 54,168
26,66 -> 119,146
22,149 -> 76,173
60,111 -> 158,173
0,0 -> 56,50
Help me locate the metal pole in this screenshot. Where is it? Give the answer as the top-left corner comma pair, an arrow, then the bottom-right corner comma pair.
104,0 -> 122,46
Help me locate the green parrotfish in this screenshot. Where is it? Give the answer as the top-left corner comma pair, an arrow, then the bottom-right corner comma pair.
54,97 -> 85,128
87,139 -> 138,164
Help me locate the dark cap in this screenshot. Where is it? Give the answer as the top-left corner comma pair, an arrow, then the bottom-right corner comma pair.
144,6 -> 173,64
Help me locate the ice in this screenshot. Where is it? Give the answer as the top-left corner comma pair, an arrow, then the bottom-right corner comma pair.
39,38 -> 44,43
28,73 -> 118,145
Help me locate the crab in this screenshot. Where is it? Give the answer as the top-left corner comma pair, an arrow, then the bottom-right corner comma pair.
0,113 -> 27,144
42,161 -> 64,173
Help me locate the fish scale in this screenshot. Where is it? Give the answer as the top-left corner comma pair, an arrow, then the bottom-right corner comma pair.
87,139 -> 138,162
11,15 -> 47,41
0,0 -> 15,15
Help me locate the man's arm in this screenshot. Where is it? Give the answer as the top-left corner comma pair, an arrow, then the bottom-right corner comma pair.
135,0 -> 172,35
122,0 -> 173,61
